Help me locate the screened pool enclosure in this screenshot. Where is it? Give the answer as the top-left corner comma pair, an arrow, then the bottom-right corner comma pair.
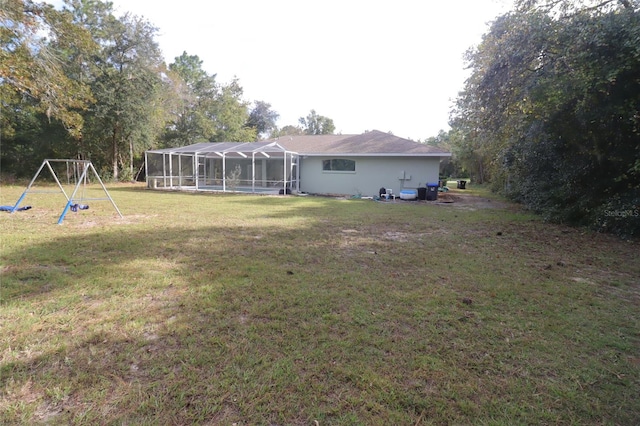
145,142 -> 299,194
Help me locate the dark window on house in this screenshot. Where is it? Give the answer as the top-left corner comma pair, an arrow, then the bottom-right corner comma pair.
322,159 -> 356,172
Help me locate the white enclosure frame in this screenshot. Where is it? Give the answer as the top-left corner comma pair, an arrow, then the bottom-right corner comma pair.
145,141 -> 299,194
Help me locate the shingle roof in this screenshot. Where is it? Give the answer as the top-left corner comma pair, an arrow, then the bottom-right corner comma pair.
146,130 -> 451,157
273,130 -> 450,156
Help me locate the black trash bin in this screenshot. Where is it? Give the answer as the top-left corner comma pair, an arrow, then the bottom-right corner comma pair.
426,183 -> 438,201
417,187 -> 427,200
457,180 -> 467,189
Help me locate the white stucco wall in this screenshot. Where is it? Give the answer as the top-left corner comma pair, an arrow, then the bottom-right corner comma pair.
298,156 -> 442,196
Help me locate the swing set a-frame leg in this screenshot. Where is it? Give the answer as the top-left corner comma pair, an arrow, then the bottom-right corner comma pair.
58,200 -> 74,224
11,160 -> 48,213
57,161 -> 90,224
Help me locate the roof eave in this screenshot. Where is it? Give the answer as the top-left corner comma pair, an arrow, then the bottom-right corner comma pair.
299,152 -> 451,157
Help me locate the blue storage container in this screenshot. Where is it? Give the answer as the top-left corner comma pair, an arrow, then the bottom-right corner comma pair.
399,189 -> 418,200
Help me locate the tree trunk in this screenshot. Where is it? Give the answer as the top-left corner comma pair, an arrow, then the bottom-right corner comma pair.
112,124 -> 119,181
477,159 -> 485,184
129,138 -> 134,181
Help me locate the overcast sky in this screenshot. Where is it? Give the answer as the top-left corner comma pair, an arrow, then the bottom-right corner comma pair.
50,0 -> 512,140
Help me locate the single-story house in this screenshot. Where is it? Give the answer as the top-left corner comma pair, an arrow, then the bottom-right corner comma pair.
144,130 -> 451,197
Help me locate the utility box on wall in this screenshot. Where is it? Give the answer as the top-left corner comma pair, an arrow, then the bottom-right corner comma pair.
398,171 -> 411,181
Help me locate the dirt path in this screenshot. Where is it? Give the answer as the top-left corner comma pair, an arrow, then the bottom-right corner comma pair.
418,189 -> 510,211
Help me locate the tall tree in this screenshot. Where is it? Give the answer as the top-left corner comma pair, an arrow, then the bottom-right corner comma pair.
209,77 -> 255,142
0,0 -> 95,138
299,109 -> 335,135
451,11 -> 553,184
163,54 -> 256,144
73,1 -> 165,180
163,52 -> 218,147
246,100 -> 279,140
451,2 -> 640,236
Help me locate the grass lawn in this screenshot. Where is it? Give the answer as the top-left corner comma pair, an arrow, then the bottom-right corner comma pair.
1,182 -> 639,425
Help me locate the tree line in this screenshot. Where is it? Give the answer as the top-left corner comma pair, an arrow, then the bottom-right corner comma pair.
1,0 -> 335,181
445,0 -> 639,237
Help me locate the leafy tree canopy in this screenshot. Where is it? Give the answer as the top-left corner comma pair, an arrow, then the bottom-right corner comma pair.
270,125 -> 304,138
246,100 -> 279,140
0,0 -> 96,138
299,109 -> 335,135
209,77 -> 256,142
450,0 -> 640,236
162,52 -> 218,147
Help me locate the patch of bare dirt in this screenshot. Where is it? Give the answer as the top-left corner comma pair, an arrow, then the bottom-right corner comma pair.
435,192 -> 510,210
373,190 -> 511,210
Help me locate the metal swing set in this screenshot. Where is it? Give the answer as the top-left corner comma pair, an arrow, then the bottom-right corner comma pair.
11,159 -> 123,224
